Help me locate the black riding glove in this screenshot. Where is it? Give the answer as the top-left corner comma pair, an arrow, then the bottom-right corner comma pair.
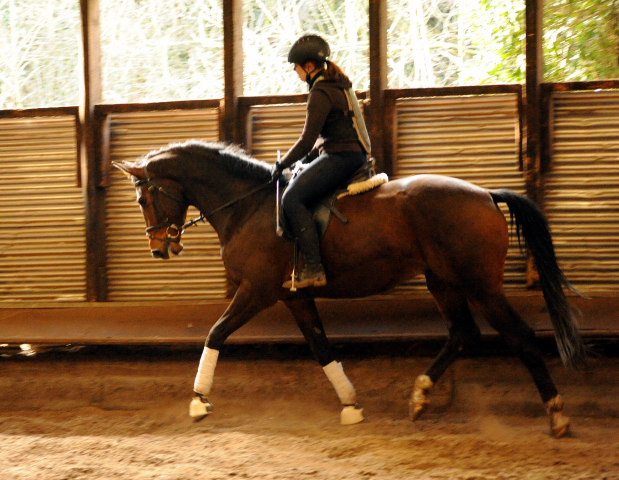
271,161 -> 285,182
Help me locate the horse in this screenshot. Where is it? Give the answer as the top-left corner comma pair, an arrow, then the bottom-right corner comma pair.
113,139 -> 587,438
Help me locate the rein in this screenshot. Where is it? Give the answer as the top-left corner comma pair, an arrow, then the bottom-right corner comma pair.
135,163 -> 273,239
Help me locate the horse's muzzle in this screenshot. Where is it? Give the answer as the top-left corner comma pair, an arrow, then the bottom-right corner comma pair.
151,249 -> 170,259
149,236 -> 183,259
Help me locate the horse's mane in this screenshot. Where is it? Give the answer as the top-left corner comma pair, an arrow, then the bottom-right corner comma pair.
142,140 -> 272,182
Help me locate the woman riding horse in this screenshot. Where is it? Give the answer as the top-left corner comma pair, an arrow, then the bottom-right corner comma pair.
273,34 -> 371,289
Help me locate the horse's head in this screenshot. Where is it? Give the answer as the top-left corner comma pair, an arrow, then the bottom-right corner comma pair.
113,160 -> 188,259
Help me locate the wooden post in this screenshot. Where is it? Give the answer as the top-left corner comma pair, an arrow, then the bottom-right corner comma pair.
525,0 -> 544,287
223,0 -> 244,146
525,0 -> 543,205
79,0 -> 107,301
369,0 -> 388,174
221,0 -> 244,298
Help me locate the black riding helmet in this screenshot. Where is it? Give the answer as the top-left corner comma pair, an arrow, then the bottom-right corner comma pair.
288,35 -> 330,65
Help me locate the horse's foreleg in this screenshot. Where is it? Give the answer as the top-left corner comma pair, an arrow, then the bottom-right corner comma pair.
411,273 -> 481,421
189,285 -> 276,421
284,296 -> 364,425
473,293 -> 569,438
189,347 -> 218,419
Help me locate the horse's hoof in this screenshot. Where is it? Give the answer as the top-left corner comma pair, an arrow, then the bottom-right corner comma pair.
409,403 -> 428,422
546,394 -> 569,438
551,414 -> 570,438
409,374 -> 433,422
189,395 -> 214,421
341,405 -> 364,425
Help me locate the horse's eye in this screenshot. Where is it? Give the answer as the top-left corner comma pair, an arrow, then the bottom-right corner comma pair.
137,197 -> 148,207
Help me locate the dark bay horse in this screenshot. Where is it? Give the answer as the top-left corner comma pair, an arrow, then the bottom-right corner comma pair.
113,140 -> 586,438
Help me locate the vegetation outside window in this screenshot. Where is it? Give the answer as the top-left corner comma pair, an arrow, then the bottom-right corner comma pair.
243,0 -> 370,96
387,0 -> 527,87
0,0 -> 80,109
544,0 -> 619,81
387,0 -> 619,87
2,0 -> 618,110
100,0 -> 224,103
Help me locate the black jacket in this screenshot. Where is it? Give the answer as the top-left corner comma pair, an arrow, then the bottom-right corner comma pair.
281,74 -> 363,168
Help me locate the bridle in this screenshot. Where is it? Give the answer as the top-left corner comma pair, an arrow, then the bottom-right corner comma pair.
133,163 -> 273,244
133,164 -> 186,248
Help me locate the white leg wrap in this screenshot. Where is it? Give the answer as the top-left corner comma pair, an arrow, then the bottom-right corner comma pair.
323,361 -> 357,405
193,347 -> 219,396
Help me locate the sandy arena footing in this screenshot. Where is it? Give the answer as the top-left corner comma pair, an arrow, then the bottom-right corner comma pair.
0,344 -> 618,479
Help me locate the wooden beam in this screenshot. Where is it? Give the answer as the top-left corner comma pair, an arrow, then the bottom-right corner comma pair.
525,0 -> 543,205
238,93 -> 309,107
517,87 -> 525,171
94,99 -> 221,115
223,0 -> 244,146
545,79 -> 619,92
0,295 -> 617,345
369,0 -> 388,173
79,0 -> 107,301
384,84 -> 522,99
382,92 -> 397,177
539,83 -> 553,173
0,106 -> 79,118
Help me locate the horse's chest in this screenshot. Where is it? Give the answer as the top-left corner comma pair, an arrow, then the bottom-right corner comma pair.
219,234 -> 270,281
220,245 -> 243,280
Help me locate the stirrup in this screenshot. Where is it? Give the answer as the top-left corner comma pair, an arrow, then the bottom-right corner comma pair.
283,263 -> 326,289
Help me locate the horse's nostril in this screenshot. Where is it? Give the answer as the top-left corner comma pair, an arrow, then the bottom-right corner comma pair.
151,249 -> 168,259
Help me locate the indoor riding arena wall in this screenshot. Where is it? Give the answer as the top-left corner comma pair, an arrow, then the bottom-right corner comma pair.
1,85 -> 619,480
1,85 -> 619,342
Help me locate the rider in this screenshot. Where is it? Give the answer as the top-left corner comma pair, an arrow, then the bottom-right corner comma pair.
273,34 -> 371,289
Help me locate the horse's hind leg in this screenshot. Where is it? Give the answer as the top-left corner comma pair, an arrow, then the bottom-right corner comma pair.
411,272 -> 481,421
283,295 -> 364,425
472,292 -> 569,438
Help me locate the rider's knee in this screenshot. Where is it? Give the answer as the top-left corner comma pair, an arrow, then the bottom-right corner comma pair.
281,191 -> 299,216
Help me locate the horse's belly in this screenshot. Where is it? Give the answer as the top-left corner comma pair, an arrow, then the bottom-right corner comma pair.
320,258 -> 425,299
321,215 -> 425,298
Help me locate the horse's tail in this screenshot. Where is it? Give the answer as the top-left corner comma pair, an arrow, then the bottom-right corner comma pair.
490,188 -> 587,369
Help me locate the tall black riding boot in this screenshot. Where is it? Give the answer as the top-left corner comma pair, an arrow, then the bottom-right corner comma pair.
295,261 -> 326,288
283,225 -> 327,289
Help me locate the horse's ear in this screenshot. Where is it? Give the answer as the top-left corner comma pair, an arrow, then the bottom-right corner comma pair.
112,161 -> 142,179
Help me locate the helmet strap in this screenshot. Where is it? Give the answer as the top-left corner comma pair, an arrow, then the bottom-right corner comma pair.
304,64 -> 324,88
303,62 -> 315,84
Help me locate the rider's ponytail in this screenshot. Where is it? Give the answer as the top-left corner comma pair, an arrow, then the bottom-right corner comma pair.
323,60 -> 351,83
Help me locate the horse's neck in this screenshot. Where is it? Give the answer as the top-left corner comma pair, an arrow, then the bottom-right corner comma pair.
189,176 -> 270,244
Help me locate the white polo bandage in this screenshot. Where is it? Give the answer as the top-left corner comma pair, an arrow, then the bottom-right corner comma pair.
193,347 -> 219,396
323,361 -> 357,405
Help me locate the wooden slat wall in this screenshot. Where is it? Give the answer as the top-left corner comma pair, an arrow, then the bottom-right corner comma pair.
249,103 -> 307,163
544,90 -> 619,293
0,116 -> 87,302
104,109 -> 228,301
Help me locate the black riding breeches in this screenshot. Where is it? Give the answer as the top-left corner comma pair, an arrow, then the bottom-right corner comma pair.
282,151 -> 367,265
